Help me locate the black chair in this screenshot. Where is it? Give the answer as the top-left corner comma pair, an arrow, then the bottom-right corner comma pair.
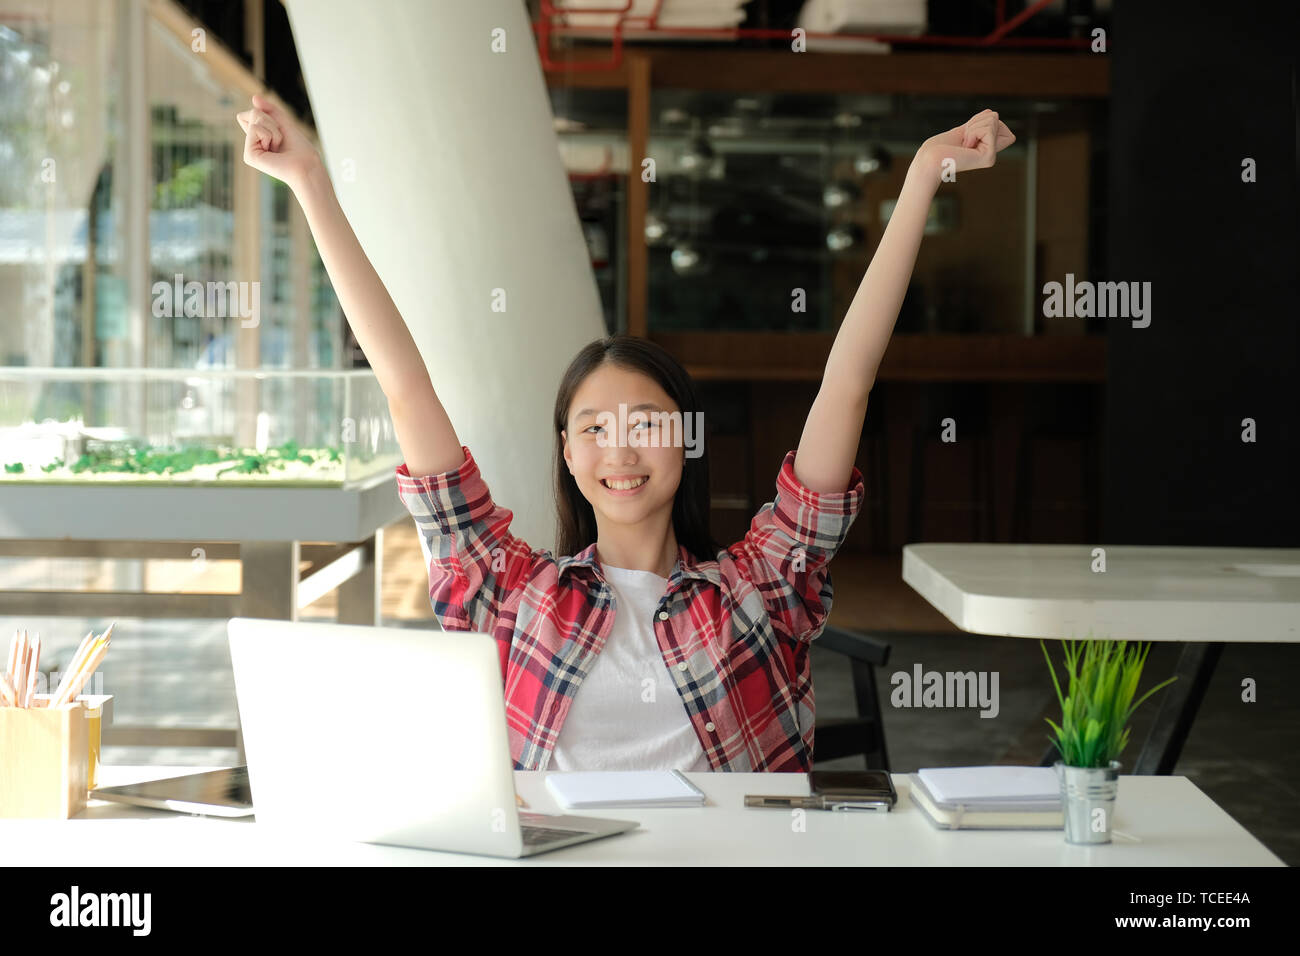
813,625 -> 893,770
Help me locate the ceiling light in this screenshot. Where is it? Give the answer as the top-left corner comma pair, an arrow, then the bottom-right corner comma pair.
826,225 -> 864,252
679,135 -> 714,173
671,242 -> 707,276
853,146 -> 892,175
644,212 -> 668,244
823,181 -> 860,209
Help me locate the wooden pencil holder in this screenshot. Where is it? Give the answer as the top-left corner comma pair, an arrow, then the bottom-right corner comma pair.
0,698 -> 90,819
31,694 -> 113,790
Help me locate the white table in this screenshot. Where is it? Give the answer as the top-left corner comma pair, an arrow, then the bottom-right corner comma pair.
0,477 -> 406,759
903,543 -> 1300,772
0,765 -> 1281,866
0,476 -> 404,625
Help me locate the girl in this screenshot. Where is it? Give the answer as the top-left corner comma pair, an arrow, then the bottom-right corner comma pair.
237,94 -> 1014,773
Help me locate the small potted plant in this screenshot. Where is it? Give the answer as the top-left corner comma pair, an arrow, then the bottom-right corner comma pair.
1040,637 -> 1177,844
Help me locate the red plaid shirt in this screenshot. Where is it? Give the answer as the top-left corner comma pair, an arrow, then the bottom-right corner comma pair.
395,445 -> 864,772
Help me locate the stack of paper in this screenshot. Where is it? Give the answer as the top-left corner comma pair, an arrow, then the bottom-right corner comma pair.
552,0 -> 751,41
908,766 -> 1064,830
545,770 -> 707,809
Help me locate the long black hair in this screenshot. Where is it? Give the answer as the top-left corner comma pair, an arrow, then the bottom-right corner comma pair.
553,335 -> 721,562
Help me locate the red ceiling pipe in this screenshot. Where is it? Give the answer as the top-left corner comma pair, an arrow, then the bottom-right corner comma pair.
982,0 -> 1058,44
536,0 -> 1090,72
538,0 -> 651,72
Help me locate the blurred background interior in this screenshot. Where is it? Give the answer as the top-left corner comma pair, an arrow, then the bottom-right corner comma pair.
0,0 -> 1295,862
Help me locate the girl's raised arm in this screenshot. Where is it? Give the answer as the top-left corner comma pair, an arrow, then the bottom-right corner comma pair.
795,109 -> 1016,493
236,94 -> 463,478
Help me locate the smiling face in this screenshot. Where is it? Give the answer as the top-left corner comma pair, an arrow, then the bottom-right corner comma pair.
561,362 -> 684,530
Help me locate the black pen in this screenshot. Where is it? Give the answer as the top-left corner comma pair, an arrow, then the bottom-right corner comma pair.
744,794 -> 892,812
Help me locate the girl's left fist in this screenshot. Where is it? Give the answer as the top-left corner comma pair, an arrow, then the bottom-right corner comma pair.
918,109 -> 1016,176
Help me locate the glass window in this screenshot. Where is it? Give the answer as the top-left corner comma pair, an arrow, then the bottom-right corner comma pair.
549,85 -> 1106,336
0,5 -> 124,368
147,17 -> 241,370
0,4 -> 343,373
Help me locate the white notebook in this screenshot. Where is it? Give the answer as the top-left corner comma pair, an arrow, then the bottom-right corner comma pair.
545,770 -> 707,809
917,766 -> 1061,806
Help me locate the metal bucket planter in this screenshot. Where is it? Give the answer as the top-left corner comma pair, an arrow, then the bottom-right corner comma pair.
1055,760 -> 1121,844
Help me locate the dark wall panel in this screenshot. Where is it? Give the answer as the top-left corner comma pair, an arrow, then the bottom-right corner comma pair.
1104,0 -> 1299,546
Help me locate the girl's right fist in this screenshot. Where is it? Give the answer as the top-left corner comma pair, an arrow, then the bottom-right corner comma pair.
236,93 -> 321,193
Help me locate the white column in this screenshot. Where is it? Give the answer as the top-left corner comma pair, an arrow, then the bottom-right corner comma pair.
284,0 -> 604,551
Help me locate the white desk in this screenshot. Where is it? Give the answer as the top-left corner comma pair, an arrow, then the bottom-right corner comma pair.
1,765 -> 1281,866
902,543 -> 1300,642
902,543 -> 1300,772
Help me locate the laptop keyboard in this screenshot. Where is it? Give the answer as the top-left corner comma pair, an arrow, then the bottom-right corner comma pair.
521,825 -> 584,846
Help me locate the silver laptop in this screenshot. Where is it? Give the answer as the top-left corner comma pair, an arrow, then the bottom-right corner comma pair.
226,617 -> 639,858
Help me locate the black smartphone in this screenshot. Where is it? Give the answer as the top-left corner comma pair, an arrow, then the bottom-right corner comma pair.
808,770 -> 898,808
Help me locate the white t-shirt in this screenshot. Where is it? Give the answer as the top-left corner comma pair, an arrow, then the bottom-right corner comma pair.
549,564 -> 712,772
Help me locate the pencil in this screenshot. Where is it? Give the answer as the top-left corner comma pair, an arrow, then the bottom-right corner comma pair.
15,629 -> 29,706
49,630 -> 96,706
57,634 -> 104,705
0,672 -> 16,706
5,629 -> 17,689
50,636 -> 93,708
53,637 -> 108,706
70,630 -> 95,672
23,632 -> 40,707
9,629 -> 20,701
